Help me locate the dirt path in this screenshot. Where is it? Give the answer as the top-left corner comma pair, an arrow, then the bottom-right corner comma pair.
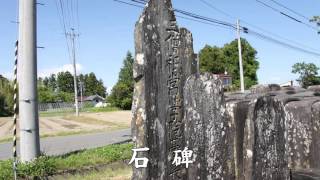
0,111 -> 131,142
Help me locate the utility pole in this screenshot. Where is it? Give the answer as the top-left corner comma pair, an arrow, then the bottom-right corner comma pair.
18,0 -> 40,162
80,81 -> 84,107
196,54 -> 200,74
67,28 -> 79,116
237,19 -> 245,93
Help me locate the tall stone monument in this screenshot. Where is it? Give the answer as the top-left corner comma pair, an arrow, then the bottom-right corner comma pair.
132,0 -> 197,179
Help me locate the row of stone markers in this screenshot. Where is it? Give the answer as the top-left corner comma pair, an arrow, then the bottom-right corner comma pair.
131,0 -> 320,179
225,85 -> 320,180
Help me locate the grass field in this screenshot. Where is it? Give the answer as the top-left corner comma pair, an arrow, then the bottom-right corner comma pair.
0,143 -> 133,179
54,161 -> 131,180
39,106 -> 120,117
0,110 -> 131,143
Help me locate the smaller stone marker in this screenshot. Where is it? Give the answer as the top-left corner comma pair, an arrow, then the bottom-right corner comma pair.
183,73 -> 233,179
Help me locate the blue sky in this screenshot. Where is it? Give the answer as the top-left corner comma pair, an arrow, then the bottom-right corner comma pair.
1,0 -> 320,91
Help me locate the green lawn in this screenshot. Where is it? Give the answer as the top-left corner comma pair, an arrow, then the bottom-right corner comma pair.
0,143 -> 133,180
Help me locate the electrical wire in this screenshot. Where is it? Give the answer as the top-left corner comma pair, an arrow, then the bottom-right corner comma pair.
245,29 -> 320,57
132,0 -> 236,29
115,0 -> 234,31
256,0 -> 319,32
198,0 -> 234,20
55,0 -> 73,64
267,0 -> 310,21
197,0 -> 320,52
115,0 -> 320,57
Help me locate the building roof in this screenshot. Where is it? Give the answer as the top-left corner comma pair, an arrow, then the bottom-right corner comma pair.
80,95 -> 105,101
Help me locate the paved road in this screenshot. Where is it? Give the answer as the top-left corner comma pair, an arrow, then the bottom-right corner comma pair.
0,129 -> 131,160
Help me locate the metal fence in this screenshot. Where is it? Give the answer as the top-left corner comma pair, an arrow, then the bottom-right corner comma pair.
38,102 -> 76,112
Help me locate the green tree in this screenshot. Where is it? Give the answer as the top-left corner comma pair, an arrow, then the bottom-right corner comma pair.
83,73 -> 106,97
57,72 -> 74,93
199,38 -> 259,89
56,91 -> 74,102
292,62 -> 320,88
38,86 -> 56,103
199,45 -> 225,73
108,51 -> 134,110
47,74 -> 57,91
40,72 -> 106,103
38,86 -> 74,103
0,75 -> 14,116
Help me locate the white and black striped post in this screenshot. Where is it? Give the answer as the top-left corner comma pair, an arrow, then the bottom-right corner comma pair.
12,40 -> 18,180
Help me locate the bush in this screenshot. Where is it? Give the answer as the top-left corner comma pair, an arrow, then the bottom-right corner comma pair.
108,82 -> 133,110
0,143 -> 133,179
0,160 -> 12,180
17,156 -> 57,179
0,156 -> 56,180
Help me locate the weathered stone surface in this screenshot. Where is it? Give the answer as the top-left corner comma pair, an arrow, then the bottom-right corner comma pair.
310,102 -> 320,168
292,169 -> 320,180
225,86 -> 320,180
250,84 -> 281,94
285,98 -> 320,170
307,85 -> 320,92
132,0 -> 320,178
132,0 -> 197,179
183,73 -> 231,179
225,98 -> 251,180
250,95 -> 289,180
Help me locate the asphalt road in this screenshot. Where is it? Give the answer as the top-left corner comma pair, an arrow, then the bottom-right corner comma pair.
0,128 -> 131,160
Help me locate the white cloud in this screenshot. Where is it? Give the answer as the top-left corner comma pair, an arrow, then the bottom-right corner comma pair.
2,72 -> 13,80
38,64 -> 84,78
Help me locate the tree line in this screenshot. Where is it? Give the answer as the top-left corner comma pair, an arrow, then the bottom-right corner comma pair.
38,72 -> 106,103
0,71 -> 107,116
1,36 -> 319,116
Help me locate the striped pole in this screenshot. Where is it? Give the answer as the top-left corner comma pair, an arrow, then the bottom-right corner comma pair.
12,40 -> 18,180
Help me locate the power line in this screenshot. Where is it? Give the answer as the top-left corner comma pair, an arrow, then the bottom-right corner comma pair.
115,0 -> 320,57
267,0 -> 310,21
132,0 -> 236,29
114,0 -> 145,8
198,0 -> 234,20
177,15 -> 236,31
70,0 -> 75,28
197,0 -> 320,52
115,0 -> 234,31
174,9 -> 236,29
256,0 -> 319,32
55,0 -> 81,65
245,29 -> 320,57
55,0 -> 73,64
75,0 -> 80,32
